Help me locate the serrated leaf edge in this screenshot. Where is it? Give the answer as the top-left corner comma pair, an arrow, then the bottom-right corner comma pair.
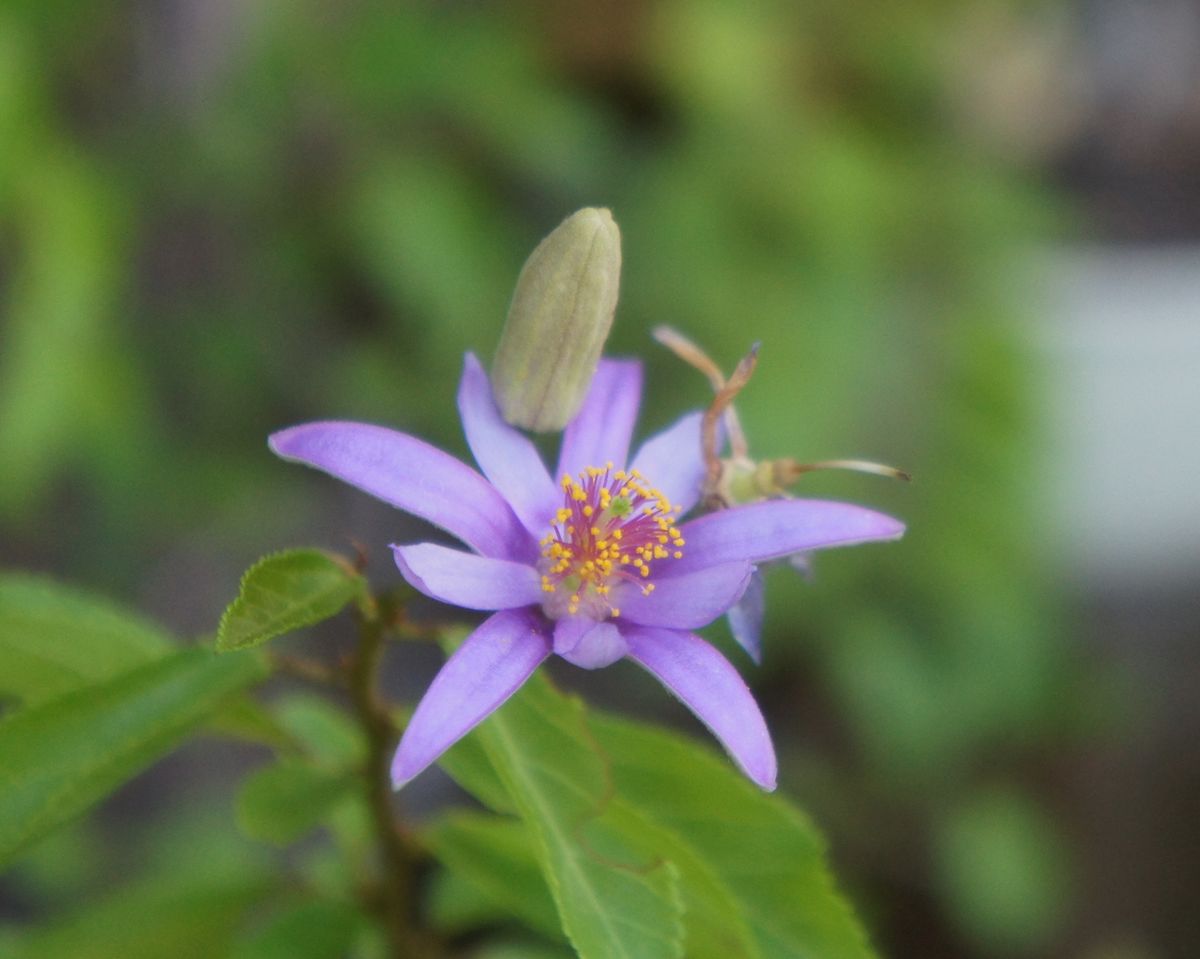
217,548 -> 363,652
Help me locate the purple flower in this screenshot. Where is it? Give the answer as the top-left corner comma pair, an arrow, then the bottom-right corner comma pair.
270,354 -> 904,791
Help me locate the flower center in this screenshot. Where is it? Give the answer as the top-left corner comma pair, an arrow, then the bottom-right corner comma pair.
539,462 -> 685,620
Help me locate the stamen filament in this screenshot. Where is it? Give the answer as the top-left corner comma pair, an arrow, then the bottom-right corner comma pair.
539,462 -> 684,620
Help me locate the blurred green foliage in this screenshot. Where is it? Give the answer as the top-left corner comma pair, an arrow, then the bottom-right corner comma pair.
0,0 -> 1081,956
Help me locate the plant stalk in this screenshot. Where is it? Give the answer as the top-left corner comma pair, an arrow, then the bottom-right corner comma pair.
348,607 -> 434,958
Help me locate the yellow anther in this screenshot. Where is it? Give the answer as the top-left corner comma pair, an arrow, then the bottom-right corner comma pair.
541,463 -> 684,609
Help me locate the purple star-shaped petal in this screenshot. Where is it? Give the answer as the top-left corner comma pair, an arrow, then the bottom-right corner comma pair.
270,353 -> 904,790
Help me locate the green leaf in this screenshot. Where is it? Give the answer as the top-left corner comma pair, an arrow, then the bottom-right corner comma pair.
236,759 -> 355,846
273,693 -> 367,767
591,712 -> 878,959
0,646 -> 268,868
471,943 -> 578,959
467,674 -> 686,959
598,800 -> 760,959
228,898 -> 364,959
426,866 -> 512,934
207,694 -> 292,749
10,871 -> 276,959
426,811 -> 562,939
935,789 -> 1071,953
439,720 -> 515,814
0,151 -> 124,521
442,670 -> 872,959
217,549 -> 365,652
446,677 -> 756,959
0,573 -> 172,704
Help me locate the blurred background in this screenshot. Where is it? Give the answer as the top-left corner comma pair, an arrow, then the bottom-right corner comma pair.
1,1 -> 1197,957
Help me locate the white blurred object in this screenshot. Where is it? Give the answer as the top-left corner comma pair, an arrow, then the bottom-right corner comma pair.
1034,246 -> 1200,589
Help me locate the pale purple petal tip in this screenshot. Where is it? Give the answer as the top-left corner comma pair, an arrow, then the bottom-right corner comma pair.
557,359 -> 643,478
628,411 -> 710,516
669,499 -> 905,575
269,421 -> 532,561
624,626 -> 777,790
392,543 -> 543,611
616,561 -> 752,630
391,609 -> 550,788
458,354 -> 557,535
726,568 -> 765,663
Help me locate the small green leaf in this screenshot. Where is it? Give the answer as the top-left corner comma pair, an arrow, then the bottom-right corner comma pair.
236,760 -> 355,846
273,693 -> 367,767
426,812 -> 562,939
0,646 -> 268,869
466,673 -> 686,959
228,898 -> 364,959
217,549 -> 364,652
0,573 -> 172,705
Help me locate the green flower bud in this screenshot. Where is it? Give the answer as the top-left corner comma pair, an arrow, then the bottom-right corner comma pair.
492,207 -> 621,431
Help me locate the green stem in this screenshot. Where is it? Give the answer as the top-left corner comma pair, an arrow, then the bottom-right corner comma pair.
348,605 -> 436,958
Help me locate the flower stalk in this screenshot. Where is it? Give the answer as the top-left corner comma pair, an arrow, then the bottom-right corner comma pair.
347,602 -> 434,958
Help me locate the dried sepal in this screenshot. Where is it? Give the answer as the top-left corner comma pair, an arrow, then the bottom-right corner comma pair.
653,325 -> 909,508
